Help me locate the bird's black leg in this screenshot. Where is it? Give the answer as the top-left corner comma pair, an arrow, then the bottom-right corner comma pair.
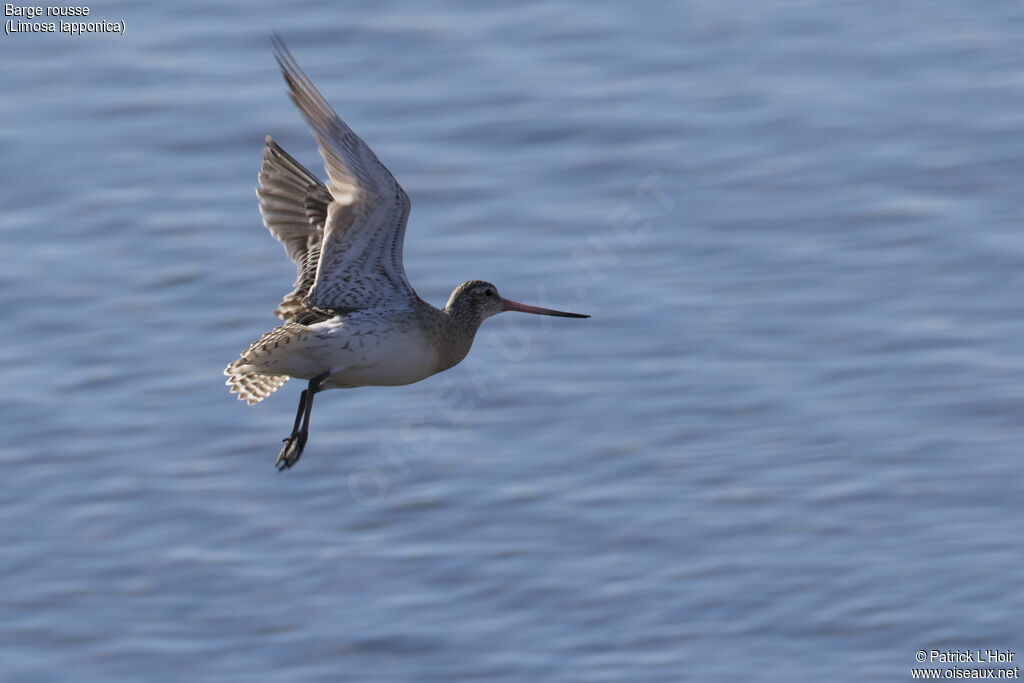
276,371 -> 329,471
276,389 -> 308,471
288,389 -> 308,439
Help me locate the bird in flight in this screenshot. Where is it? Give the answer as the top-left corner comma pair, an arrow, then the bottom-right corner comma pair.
225,36 -> 589,470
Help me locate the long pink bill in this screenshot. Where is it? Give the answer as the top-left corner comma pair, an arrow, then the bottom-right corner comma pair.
501,298 -> 590,318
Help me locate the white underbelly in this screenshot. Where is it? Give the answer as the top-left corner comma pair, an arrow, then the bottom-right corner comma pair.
320,325 -> 440,389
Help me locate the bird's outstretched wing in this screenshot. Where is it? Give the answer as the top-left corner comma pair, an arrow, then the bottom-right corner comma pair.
270,35 -> 418,315
256,136 -> 331,321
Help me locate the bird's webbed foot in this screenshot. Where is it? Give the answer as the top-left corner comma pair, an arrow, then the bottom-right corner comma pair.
276,431 -> 307,470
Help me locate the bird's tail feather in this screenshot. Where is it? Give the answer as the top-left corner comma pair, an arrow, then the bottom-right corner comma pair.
224,360 -> 290,405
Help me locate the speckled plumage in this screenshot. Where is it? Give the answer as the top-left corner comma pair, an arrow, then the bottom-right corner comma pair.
254,139 -> 330,322
224,36 -> 587,469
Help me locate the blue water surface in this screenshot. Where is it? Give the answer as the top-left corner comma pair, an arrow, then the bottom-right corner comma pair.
2,1 -> 1024,680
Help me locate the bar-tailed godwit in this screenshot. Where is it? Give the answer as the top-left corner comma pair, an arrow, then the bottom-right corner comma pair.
226,37 -> 589,470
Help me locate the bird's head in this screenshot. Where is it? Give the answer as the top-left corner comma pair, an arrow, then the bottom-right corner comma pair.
444,280 -> 589,329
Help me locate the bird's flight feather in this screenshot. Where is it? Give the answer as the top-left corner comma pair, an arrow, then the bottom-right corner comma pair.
266,35 -> 418,315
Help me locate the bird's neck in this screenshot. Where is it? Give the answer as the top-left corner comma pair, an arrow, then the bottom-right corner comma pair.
436,306 -> 484,372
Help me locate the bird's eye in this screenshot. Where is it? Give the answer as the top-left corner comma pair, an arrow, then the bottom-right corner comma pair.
484,289 -> 494,297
